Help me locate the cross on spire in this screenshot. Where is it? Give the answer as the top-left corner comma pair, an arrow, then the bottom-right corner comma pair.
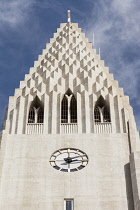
67,10 -> 71,23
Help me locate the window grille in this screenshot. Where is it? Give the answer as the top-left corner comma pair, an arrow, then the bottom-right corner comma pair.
94,107 -> 101,122
28,107 -> 35,123
37,107 -> 44,123
94,105 -> 110,123
61,95 -> 68,123
103,107 -> 110,122
70,95 -> 77,123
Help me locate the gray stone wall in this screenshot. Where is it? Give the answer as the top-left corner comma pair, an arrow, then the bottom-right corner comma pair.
0,133 -> 134,210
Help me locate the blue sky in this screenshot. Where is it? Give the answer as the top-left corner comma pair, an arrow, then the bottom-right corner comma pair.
0,0 -> 140,131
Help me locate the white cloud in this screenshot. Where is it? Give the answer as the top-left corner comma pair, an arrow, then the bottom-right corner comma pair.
0,0 -> 34,26
86,0 -> 140,87
112,0 -> 140,42
87,0 -> 140,43
85,0 -> 140,130
112,0 -> 133,14
115,61 -> 139,99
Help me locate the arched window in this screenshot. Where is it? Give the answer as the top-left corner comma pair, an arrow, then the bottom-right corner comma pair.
28,107 -> 35,123
28,96 -> 44,124
61,96 -> 68,123
103,107 -> 110,122
94,107 -> 101,122
61,89 -> 77,124
70,95 -> 77,123
94,96 -> 110,123
37,107 -> 44,123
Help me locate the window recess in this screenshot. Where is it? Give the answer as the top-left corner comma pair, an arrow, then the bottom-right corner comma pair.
61,89 -> 77,124
64,199 -> 74,210
61,89 -> 77,134
26,96 -> 44,134
94,96 -> 111,133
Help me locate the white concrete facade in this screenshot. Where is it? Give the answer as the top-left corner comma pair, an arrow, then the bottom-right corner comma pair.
0,13 -> 140,209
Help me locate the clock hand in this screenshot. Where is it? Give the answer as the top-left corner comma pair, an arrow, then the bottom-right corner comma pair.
64,156 -> 88,163
70,155 -> 82,159
70,161 -> 82,164
63,156 -> 81,162
60,162 -> 68,165
64,157 -> 72,163
63,159 -> 82,163
71,159 -> 88,162
71,159 -> 79,162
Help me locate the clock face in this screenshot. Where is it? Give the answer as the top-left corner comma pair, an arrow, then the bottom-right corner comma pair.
49,148 -> 88,172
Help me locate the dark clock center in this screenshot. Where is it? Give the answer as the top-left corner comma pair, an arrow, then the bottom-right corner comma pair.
64,157 -> 72,163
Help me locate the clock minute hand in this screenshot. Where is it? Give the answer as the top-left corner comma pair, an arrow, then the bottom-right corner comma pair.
71,159 -> 88,163
70,155 -> 82,159
71,159 -> 79,162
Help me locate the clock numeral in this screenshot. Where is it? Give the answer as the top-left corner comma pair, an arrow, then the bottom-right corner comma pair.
61,168 -> 68,172
78,165 -> 84,170
82,159 -> 88,162
70,168 -> 77,172
52,154 -> 57,157
53,165 -> 60,170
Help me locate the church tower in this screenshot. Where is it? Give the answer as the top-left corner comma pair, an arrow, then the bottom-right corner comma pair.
0,11 -> 140,210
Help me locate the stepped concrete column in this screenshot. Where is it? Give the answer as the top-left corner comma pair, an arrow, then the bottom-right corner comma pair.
43,94 -> 49,134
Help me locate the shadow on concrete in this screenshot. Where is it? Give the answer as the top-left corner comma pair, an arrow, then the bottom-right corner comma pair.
124,163 -> 134,210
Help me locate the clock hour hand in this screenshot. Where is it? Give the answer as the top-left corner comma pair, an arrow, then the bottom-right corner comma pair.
71,158 -> 88,162
71,161 -> 82,164
64,157 -> 81,163
60,162 -> 69,165
71,159 -> 80,162
64,158 -> 82,163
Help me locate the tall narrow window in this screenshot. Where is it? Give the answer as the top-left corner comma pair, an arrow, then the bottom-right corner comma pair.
37,107 -> 44,123
103,107 -> 110,122
70,95 -> 77,123
64,199 -> 74,210
61,95 -> 68,123
94,96 -> 110,123
61,90 -> 77,124
28,107 -> 35,123
28,96 -> 44,123
94,106 -> 110,123
94,107 -> 101,122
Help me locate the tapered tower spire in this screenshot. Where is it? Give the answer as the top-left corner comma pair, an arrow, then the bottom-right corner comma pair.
67,10 -> 71,22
